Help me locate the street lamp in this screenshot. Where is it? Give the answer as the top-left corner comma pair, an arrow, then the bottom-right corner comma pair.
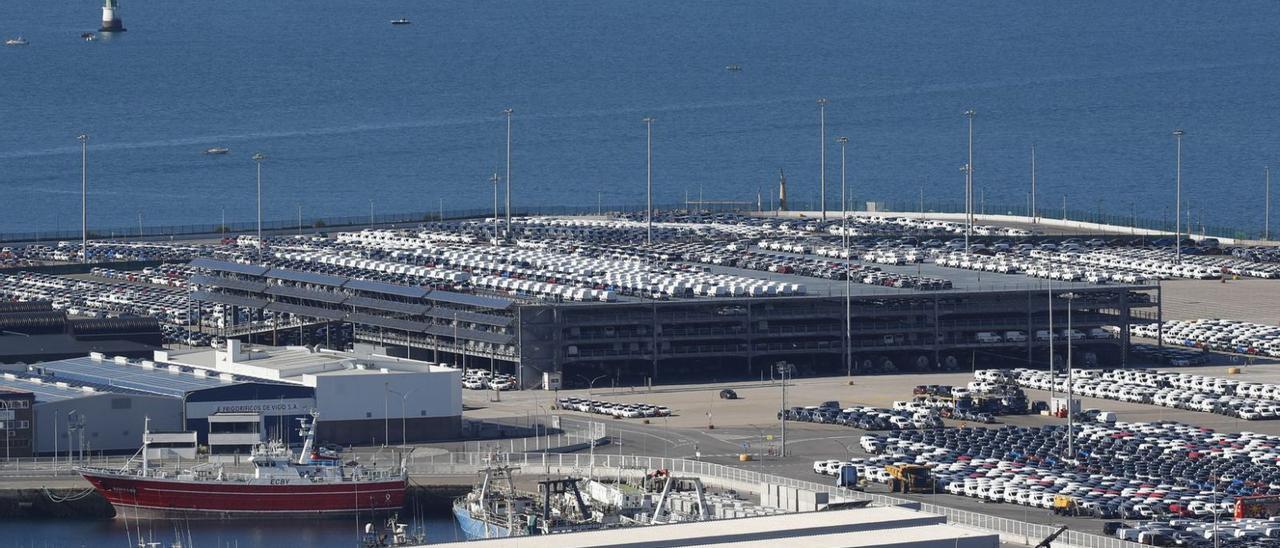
78,134 -> 88,264
817,98 -> 829,220
776,361 -> 792,458
1265,166 -> 1271,241
1030,144 -> 1037,222
1062,291 -> 1078,462
643,117 -> 655,247
836,135 -> 851,377
490,173 -> 501,244
0,400 -> 10,461
252,152 -> 267,263
964,109 -> 976,249
387,387 -> 415,448
1172,129 -> 1184,264
503,108 -> 513,242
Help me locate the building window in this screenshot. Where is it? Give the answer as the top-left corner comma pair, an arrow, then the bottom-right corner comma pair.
366,412 -> 372,418
111,398 -> 132,410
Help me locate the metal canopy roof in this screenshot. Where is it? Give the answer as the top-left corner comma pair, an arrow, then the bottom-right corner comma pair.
343,278 -> 430,299
35,356 -> 237,398
346,312 -> 434,333
264,302 -> 346,321
422,307 -> 513,327
189,258 -> 270,277
344,295 -> 432,316
189,275 -> 269,294
190,291 -> 269,309
265,284 -> 348,304
428,290 -> 513,310
265,268 -> 348,288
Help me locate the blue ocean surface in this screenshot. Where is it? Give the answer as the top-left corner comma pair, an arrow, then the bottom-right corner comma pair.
0,1 -> 1278,234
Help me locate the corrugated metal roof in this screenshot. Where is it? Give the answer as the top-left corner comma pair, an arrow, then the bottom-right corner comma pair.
35,356 -> 237,398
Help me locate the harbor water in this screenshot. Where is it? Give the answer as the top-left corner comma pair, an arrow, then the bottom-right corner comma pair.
0,515 -> 462,548
1,1 -> 1279,235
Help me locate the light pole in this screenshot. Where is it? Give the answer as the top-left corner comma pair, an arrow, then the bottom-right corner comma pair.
1266,166 -> 1271,241
503,108 -> 513,242
964,109 -> 976,247
382,382 -> 389,447
387,387 -> 415,448
491,173 -> 501,243
78,134 -> 88,264
1063,292 -> 1078,462
776,361 -> 792,458
1030,144 -> 1037,222
818,98 -> 829,220
0,400 -> 10,461
837,135 -> 851,377
1172,129 -> 1184,263
252,152 -> 266,263
643,117 -> 655,247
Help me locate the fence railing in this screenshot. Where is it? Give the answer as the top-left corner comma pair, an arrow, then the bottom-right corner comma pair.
2,195 -> 1268,244
406,451 -> 1141,548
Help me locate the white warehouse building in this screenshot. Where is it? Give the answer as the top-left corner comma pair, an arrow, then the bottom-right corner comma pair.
161,340 -> 462,445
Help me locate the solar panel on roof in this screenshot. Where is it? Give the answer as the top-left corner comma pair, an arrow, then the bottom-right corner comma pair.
346,313 -> 433,332
189,258 -> 270,277
342,278 -> 430,299
427,290 -> 513,310
265,268 -> 347,287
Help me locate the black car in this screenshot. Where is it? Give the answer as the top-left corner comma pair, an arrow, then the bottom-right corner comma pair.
719,389 -> 738,400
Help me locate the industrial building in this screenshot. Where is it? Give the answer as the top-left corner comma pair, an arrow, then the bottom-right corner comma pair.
0,372 -> 182,457
189,257 -> 1159,388
160,340 -> 463,444
0,301 -> 162,364
27,342 -> 462,447
29,353 -> 313,445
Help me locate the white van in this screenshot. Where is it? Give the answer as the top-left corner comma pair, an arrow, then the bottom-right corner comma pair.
1097,411 -> 1118,424
976,332 -> 1002,343
1004,331 -> 1027,343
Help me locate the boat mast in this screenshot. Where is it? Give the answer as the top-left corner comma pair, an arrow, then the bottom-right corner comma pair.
141,416 -> 150,476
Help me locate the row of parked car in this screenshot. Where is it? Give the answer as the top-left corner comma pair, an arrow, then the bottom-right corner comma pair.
780,400 -> 943,430
1133,319 -> 1280,358
999,367 -> 1280,421
861,419 -> 1280,524
554,397 -> 671,419
461,370 -> 516,391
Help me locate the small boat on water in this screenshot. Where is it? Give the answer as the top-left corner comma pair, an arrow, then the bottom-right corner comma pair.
390,18 -> 411,25
204,147 -> 230,155
5,37 -> 29,46
725,64 -> 742,72
82,32 -> 97,41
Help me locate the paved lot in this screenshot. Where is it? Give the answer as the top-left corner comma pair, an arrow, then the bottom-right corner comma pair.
1158,278 -> 1280,325
462,359 -> 1280,535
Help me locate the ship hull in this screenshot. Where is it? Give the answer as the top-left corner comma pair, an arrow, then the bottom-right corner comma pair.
452,501 -> 511,540
81,471 -> 405,519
